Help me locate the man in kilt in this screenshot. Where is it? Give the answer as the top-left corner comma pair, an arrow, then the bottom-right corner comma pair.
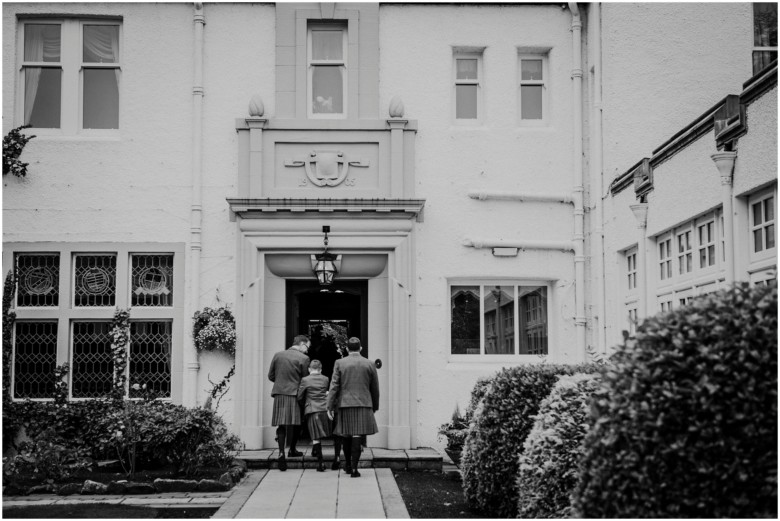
268,334 -> 310,471
326,336 -> 379,478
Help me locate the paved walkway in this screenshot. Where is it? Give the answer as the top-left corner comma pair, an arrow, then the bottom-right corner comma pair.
215,468 -> 409,519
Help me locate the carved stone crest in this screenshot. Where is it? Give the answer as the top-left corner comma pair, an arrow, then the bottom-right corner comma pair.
285,150 -> 369,188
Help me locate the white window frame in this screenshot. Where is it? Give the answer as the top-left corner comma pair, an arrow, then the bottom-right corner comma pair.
753,3 -> 778,75
658,234 -> 673,282
625,247 -> 638,292
676,227 -> 693,276
517,51 -> 549,126
4,243 -> 182,402
452,48 -> 484,124
697,218 -> 717,270
17,18 -> 121,136
307,23 -> 347,119
748,188 -> 776,260
448,280 -> 552,363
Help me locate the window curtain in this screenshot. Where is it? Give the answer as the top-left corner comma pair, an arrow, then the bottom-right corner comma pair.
83,25 -> 120,82
23,25 -> 59,125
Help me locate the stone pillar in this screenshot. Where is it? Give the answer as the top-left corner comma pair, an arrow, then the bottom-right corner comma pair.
387,96 -> 407,198
630,203 -> 649,318
711,151 -> 737,285
246,95 -> 267,197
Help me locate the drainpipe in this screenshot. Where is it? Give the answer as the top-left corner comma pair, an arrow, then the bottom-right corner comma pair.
186,2 -> 205,407
711,151 -> 737,285
568,2 -> 587,361
589,3 -> 606,352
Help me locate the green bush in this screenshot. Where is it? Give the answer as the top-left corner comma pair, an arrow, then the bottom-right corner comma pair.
516,373 -> 601,518
460,363 -> 600,517
3,400 -> 242,478
572,283 -> 778,518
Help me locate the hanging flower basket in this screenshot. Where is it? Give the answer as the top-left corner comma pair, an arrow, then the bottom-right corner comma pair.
192,306 -> 236,356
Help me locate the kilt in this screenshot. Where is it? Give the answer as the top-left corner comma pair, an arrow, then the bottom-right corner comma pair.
334,406 -> 377,436
271,395 -> 301,426
306,411 -> 332,439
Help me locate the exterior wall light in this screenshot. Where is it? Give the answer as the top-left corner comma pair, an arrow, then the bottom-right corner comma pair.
311,225 -> 340,285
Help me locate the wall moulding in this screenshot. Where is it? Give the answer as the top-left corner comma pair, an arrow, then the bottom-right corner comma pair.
468,190 -> 574,204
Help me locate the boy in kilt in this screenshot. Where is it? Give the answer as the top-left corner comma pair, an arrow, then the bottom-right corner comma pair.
297,359 -> 332,472
326,337 -> 379,478
268,334 -> 310,471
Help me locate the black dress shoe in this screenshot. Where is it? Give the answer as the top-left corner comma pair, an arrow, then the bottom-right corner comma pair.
288,449 -> 303,457
331,459 -> 340,470
278,457 -> 287,471
350,470 -> 361,478
317,463 -> 326,472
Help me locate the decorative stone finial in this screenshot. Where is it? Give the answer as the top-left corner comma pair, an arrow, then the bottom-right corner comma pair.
388,96 -> 405,118
249,95 -> 264,117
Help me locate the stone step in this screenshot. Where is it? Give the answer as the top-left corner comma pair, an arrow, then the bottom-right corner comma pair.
236,447 -> 442,471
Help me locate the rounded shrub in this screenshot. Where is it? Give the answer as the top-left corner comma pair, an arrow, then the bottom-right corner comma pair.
460,363 -> 600,518
572,283 -> 777,518
516,373 -> 601,518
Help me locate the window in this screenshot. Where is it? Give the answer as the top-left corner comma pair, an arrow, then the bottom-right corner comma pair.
626,250 -> 637,290
750,192 -> 775,253
20,19 -> 120,132
754,3 -> 778,75
676,229 -> 693,275
453,50 -> 483,121
660,300 -> 673,312
308,24 -> 346,117
518,53 -> 547,122
698,220 -> 716,268
450,283 -> 548,356
658,237 -> 672,281
7,245 -> 180,401
627,307 -> 638,336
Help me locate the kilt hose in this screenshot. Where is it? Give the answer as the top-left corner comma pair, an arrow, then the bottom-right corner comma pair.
334,406 -> 378,436
271,394 -> 301,426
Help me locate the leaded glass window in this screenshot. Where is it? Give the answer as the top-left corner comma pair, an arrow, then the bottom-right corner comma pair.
16,253 -> 60,307
131,254 -> 174,307
71,321 -> 113,398
13,321 -> 57,398
129,321 -> 171,398
74,254 -> 116,307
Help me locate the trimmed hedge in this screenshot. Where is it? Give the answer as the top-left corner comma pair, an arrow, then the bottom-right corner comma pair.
516,373 -> 601,518
572,283 -> 778,518
4,399 -> 242,478
460,363 -> 600,517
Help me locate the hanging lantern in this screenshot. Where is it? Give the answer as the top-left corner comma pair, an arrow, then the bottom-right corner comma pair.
312,226 -> 339,286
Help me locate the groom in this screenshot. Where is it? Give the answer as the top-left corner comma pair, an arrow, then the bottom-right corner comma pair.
327,336 -> 379,477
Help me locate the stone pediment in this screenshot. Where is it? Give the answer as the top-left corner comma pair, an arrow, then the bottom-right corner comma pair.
227,198 -> 425,222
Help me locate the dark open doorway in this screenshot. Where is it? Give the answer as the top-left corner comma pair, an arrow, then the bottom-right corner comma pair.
286,280 -> 368,381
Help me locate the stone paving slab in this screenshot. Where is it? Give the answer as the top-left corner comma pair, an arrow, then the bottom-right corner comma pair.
375,468 -> 410,518
212,470 -> 267,519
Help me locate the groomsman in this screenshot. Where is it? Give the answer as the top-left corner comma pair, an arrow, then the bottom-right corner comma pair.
268,334 -> 310,471
327,337 -> 379,478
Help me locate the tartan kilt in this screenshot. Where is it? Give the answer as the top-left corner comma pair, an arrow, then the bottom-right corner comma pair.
334,406 -> 377,436
306,411 -> 332,439
271,395 -> 301,426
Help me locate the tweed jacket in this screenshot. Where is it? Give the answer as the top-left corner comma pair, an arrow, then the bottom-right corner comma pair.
268,348 -> 309,397
297,373 -> 330,415
327,352 -> 380,411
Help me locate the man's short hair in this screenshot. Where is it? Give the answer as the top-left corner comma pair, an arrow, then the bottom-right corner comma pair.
309,359 -> 322,370
347,337 -> 361,351
293,334 -> 310,346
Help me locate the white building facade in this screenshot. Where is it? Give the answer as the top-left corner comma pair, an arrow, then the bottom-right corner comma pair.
3,2 -> 776,450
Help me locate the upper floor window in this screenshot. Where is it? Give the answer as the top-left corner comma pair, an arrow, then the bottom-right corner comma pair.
750,191 -> 775,254
308,24 -> 346,117
626,248 -> 637,291
20,19 -> 121,132
753,3 -> 777,75
450,283 -> 548,357
697,220 -> 716,268
676,228 -> 693,275
518,52 -> 548,123
453,50 -> 483,121
658,237 -> 672,281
